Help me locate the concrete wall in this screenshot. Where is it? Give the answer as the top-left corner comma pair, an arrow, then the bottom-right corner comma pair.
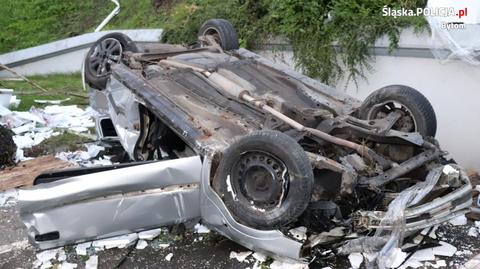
0,29 -> 163,77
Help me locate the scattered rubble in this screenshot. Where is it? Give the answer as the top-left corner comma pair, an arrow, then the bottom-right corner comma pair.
85,255 -> 98,269
193,223 -> 210,234
165,253 -> 173,261
0,104 -> 97,162
450,215 -> 468,226
229,251 -> 252,262
348,252 -> 363,269
135,240 -> 148,250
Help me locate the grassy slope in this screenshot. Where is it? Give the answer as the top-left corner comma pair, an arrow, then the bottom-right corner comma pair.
0,0 -> 167,110
0,0 -> 165,54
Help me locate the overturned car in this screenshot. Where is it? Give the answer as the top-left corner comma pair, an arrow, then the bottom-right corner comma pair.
19,19 -> 471,264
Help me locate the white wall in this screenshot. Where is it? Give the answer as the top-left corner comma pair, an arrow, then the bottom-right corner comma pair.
8,49 -> 89,76
258,50 -> 480,171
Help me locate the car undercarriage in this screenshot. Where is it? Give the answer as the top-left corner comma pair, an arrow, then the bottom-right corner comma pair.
18,19 -> 472,266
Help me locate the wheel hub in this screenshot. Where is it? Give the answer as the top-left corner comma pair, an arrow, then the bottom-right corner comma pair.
233,151 -> 288,209
371,101 -> 417,132
88,38 -> 123,77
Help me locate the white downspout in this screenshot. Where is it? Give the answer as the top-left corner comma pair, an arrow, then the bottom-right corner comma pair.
95,0 -> 121,32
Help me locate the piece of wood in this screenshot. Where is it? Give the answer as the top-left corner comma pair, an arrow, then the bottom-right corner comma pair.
0,63 -> 48,92
0,155 -> 77,190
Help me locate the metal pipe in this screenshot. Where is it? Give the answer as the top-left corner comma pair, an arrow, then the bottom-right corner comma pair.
95,0 -> 121,32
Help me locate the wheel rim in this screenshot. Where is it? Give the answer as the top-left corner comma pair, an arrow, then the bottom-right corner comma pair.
88,38 -> 123,77
231,151 -> 289,211
201,27 -> 222,47
367,100 -> 417,132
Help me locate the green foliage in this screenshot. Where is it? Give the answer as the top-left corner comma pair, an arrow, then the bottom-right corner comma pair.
163,0 -> 428,84
0,0 -> 163,54
162,0 -> 268,48
0,0 -> 110,53
1,0 -> 429,84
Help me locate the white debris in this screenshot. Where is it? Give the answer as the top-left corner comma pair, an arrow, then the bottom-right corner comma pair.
425,260 -> 447,268
269,259 -> 308,269
36,248 -> 59,262
289,226 -> 307,241
421,225 -> 439,239
229,251 -> 252,262
0,89 -> 13,107
59,262 -> 78,269
40,261 -> 52,269
136,240 -> 148,250
468,227 -> 479,237
308,226 -> 345,248
475,221 -> 480,229
433,241 -> 457,257
449,215 -> 468,226
92,233 -> 138,250
157,243 -> 170,249
456,249 -> 473,256
34,98 -> 71,105
33,259 -> 43,268
165,253 -> 174,261
252,252 -> 267,262
0,189 -> 18,207
44,105 -> 84,115
55,151 -> 112,167
348,253 -> 363,269
9,95 -> 20,108
86,144 -> 104,158
138,228 -> 163,240
412,234 -> 424,244
193,223 -> 210,234
85,255 -> 98,269
383,248 -> 407,268
0,105 -> 12,116
408,248 -> 436,262
443,165 -> 459,177
1,105 -> 97,162
401,240 -> 458,269
57,248 -> 67,261
75,242 -> 91,256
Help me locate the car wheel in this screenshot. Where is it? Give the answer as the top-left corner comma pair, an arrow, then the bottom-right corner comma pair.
0,126 -> 16,168
198,19 -> 239,51
84,33 -> 138,90
358,85 -> 437,137
213,130 -> 313,229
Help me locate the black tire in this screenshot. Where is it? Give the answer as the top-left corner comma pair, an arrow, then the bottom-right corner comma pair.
0,126 -> 16,168
198,19 -> 239,51
213,130 -> 313,229
358,85 -> 437,137
84,33 -> 138,90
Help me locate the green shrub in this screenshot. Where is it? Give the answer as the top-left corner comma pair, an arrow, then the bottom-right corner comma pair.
163,0 -> 428,84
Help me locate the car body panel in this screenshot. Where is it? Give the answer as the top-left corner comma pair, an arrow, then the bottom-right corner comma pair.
19,156 -> 202,250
